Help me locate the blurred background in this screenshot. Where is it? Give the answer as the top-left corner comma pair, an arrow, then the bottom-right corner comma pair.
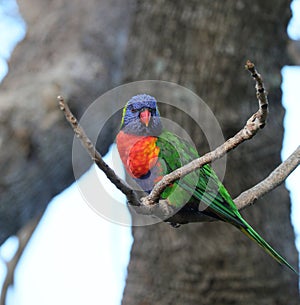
0,0 -> 299,304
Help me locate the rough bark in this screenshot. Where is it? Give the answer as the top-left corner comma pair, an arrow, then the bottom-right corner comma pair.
121,1 -> 299,304
0,0 -> 133,243
0,0 -> 298,304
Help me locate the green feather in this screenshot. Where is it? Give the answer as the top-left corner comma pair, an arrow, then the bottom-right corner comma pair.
156,131 -> 298,274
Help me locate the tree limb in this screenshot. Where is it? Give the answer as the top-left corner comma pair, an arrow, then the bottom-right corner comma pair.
234,145 -> 300,209
166,146 -> 300,224
142,60 -> 268,205
57,61 -> 299,221
58,97 -> 141,207
1,61 -> 296,305
0,214 -> 42,305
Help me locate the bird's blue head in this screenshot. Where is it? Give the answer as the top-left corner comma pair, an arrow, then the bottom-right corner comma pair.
120,94 -> 163,136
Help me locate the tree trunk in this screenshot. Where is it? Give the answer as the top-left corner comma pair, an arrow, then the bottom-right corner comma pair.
0,0 -> 133,243
0,0 -> 298,304
121,1 -> 299,304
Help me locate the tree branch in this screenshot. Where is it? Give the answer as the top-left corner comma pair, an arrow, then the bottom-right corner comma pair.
1,61 -> 296,305
0,214 -> 42,305
57,97 -> 141,206
167,146 -> 300,224
142,60 -> 268,205
234,145 -> 300,209
57,61 -> 299,223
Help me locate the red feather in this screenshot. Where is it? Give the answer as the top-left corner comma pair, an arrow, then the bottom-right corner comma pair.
116,131 -> 160,178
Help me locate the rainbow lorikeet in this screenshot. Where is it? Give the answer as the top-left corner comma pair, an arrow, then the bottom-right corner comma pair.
116,94 -> 298,274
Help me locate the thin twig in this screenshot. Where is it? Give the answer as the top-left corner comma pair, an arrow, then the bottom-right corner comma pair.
234,145 -> 300,209
0,214 -> 42,305
57,96 -> 140,206
245,59 -> 268,129
142,60 -> 268,205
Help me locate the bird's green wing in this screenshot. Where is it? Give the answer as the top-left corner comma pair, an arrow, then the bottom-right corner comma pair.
156,130 -> 243,226
156,130 -> 298,274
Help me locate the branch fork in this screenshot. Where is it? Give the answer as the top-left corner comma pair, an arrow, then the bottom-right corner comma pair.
57,61 -> 299,220
2,61 -> 300,305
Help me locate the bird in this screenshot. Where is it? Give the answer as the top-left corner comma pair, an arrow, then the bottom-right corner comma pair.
116,93 -> 298,274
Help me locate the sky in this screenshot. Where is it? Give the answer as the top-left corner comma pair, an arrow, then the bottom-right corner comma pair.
0,2 -> 133,304
0,146 -> 133,305
281,0 -> 300,254
0,1 -> 300,304
281,67 -> 300,251
0,0 -> 25,82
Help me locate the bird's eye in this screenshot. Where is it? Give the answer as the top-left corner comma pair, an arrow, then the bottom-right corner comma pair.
130,108 -> 138,113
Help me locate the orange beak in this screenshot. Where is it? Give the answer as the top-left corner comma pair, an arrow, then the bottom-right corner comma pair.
140,109 -> 151,127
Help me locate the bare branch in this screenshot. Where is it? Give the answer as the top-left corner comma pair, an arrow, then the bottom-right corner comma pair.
245,59 -> 268,129
0,214 -> 42,305
0,61 -> 295,305
169,146 -> 300,224
57,96 -> 140,206
142,60 -> 268,205
234,145 -> 300,209
58,61 -> 298,224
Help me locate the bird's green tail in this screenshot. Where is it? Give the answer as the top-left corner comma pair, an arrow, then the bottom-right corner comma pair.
238,218 -> 299,275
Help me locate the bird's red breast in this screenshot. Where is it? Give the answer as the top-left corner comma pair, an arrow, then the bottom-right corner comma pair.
116,130 -> 160,178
